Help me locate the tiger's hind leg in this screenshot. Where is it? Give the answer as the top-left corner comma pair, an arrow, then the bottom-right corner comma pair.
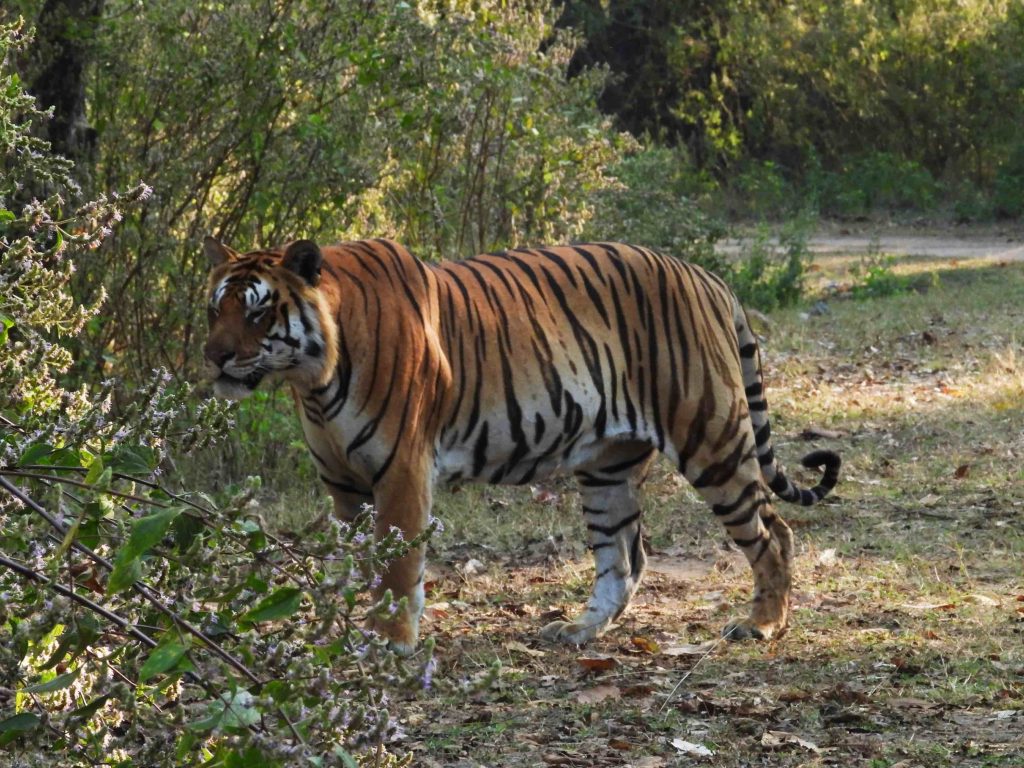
682,433 -> 794,641
541,446 -> 654,645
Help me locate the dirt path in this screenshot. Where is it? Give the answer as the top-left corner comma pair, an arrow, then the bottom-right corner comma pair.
719,228 -> 1024,260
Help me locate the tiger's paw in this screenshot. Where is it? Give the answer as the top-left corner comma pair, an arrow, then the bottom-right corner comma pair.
721,617 -> 786,642
369,614 -> 419,657
539,616 -> 610,645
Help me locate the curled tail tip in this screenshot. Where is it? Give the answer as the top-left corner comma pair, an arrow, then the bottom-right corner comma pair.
798,449 -> 841,504
800,449 -> 841,473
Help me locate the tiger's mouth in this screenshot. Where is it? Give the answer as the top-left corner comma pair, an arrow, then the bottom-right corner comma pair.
224,370 -> 263,386
212,370 -> 265,399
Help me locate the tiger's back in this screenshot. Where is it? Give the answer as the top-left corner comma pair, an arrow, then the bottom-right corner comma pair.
430,244 -> 743,486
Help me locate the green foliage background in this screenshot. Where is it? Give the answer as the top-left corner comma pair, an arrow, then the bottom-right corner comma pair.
563,0 -> 1024,217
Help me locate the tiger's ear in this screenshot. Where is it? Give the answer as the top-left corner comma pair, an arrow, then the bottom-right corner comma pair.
204,236 -> 238,268
282,239 -> 322,286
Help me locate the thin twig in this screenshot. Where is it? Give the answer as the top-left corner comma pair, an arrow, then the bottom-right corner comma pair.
14,463 -> 321,585
0,469 -> 172,507
658,627 -> 737,713
0,552 -> 157,650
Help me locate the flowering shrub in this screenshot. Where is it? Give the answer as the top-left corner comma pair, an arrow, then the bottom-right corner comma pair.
0,21 -> 431,766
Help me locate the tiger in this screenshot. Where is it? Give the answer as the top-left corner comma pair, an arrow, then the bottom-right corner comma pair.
202,236 -> 840,654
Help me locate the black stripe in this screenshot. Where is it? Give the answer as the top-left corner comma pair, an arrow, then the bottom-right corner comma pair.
587,511 -> 641,538
599,448 -> 655,475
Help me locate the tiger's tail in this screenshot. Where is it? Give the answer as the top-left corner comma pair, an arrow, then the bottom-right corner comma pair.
734,300 -> 841,506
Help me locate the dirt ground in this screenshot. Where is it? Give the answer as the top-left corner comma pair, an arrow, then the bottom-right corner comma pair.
720,223 -> 1024,262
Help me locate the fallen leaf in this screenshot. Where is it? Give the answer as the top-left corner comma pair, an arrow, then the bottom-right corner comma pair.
424,602 -> 450,620
670,738 -> 714,757
608,738 -> 632,750
576,684 -> 620,704
663,641 -> 716,657
800,426 -> 846,440
954,464 -> 970,479
504,640 -> 547,658
777,689 -> 813,703
576,655 -> 618,672
902,602 -> 956,612
532,488 -> 560,505
458,558 -> 487,577
631,636 -> 660,654
542,751 -> 583,766
760,730 -> 820,753
816,548 -> 838,566
622,684 -> 656,698
888,697 -> 939,710
965,593 -> 1000,607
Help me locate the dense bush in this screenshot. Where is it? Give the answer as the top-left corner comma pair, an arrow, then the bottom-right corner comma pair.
60,0 -> 626,387
0,21 -> 432,766
561,0 -> 1024,217
811,152 -> 940,217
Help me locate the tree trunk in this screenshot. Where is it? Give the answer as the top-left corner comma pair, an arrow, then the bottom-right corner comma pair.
28,0 -> 104,168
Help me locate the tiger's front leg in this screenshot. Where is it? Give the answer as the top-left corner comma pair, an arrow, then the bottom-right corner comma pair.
541,476 -> 647,645
368,466 -> 431,656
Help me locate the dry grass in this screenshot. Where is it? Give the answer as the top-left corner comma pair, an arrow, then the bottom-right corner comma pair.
396,255 -> 1024,767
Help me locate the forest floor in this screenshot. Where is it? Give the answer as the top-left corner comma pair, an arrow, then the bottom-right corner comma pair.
393,236 -> 1024,767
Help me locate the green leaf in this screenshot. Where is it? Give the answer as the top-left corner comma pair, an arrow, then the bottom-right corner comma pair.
40,628 -> 76,670
78,517 -> 101,550
23,668 -> 79,693
226,746 -> 270,768
185,711 -> 223,733
175,731 -> 197,761
51,447 -> 86,469
107,506 -> 182,594
139,639 -> 190,682
69,695 -> 110,724
0,315 -> 13,345
84,455 -> 106,485
0,712 -> 40,745
125,507 -> 182,558
106,552 -> 143,595
18,442 -> 53,466
218,690 -> 261,730
109,445 -> 158,475
172,513 -> 204,553
241,586 -> 303,624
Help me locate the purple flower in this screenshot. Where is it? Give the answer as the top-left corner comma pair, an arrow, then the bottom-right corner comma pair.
421,657 -> 437,690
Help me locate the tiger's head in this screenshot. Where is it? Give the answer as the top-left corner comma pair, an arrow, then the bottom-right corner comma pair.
203,237 -> 338,400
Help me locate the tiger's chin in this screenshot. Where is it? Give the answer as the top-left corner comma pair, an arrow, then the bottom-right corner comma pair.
212,373 -> 263,400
